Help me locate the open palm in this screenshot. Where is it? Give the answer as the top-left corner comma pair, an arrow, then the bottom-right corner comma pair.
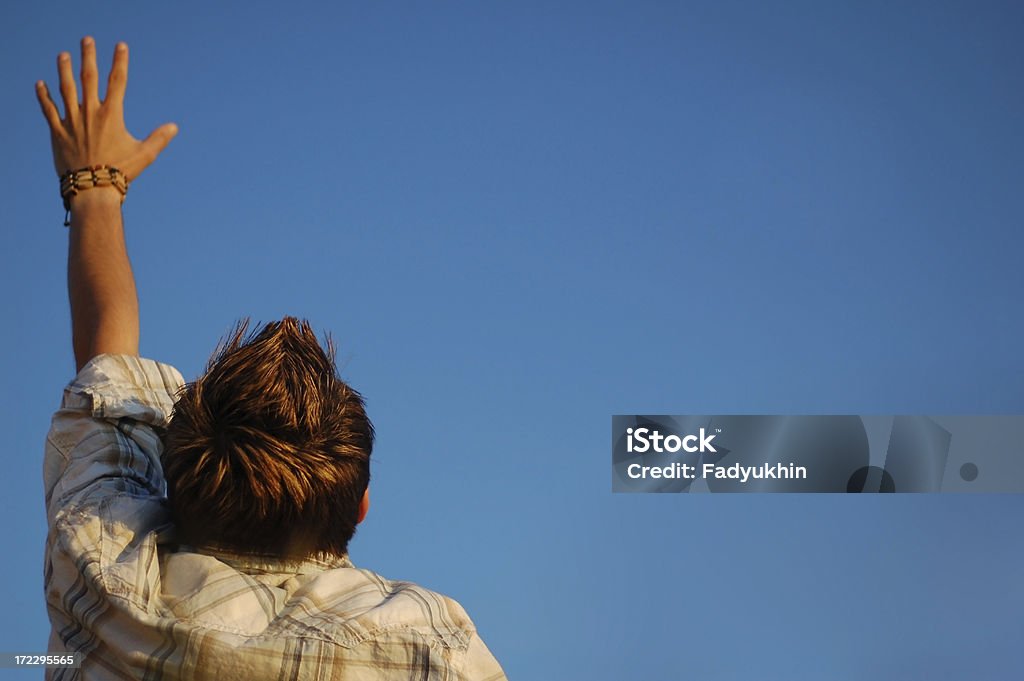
36,37 -> 177,181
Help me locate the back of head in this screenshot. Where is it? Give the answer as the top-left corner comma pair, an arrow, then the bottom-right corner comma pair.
162,317 -> 373,560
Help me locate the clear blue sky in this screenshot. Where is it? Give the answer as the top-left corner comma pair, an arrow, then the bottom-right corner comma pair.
3,1 -> 1023,678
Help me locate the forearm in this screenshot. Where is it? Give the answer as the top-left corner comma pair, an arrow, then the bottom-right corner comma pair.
68,188 -> 139,372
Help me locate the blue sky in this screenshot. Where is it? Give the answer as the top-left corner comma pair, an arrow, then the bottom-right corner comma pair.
3,1 -> 1023,678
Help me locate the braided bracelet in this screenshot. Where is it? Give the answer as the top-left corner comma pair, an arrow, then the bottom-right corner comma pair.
59,165 -> 130,226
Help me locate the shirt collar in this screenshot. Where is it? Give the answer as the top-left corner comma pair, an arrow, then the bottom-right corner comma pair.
185,545 -> 354,574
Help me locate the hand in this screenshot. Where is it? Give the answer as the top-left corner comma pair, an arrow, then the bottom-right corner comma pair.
36,37 -> 177,182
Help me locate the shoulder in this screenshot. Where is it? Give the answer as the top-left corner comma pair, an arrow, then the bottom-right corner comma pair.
294,565 -> 480,650
285,565 -> 507,679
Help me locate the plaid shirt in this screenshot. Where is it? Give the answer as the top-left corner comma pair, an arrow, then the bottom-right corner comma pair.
43,354 -> 507,681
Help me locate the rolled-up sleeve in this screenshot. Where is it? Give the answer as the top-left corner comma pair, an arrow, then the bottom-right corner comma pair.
43,354 -> 185,522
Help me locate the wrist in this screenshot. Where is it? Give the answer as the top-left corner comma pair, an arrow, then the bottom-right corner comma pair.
68,185 -> 123,211
67,187 -> 123,228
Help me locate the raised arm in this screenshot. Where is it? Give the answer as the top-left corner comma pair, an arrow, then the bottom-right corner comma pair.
36,37 -> 178,372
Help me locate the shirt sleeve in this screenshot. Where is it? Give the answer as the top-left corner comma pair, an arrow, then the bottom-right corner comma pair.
43,353 -> 186,522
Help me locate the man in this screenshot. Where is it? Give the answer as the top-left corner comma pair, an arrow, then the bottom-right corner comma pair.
37,37 -> 506,680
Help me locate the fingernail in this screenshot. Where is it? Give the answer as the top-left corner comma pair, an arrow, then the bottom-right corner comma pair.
116,42 -> 127,52
82,36 -> 94,46
59,52 -> 69,62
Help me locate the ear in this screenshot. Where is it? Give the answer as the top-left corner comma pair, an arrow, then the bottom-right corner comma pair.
356,488 -> 370,525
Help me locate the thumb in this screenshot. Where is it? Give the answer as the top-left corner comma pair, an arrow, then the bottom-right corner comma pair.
140,122 -> 179,163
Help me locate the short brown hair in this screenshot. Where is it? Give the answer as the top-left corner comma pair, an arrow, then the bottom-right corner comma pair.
162,317 -> 373,560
